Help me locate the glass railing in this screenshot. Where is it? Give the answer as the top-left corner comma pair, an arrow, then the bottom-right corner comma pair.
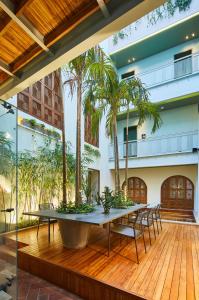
135,53 -> 199,88
109,130 -> 198,160
0,101 -> 17,299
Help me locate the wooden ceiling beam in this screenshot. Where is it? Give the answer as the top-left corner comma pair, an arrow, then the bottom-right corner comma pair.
0,0 -> 50,52
96,0 -> 110,18
0,60 -> 15,77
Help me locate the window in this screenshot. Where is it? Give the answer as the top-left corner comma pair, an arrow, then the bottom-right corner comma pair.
123,126 -> 137,157
174,49 -> 192,78
124,126 -> 137,142
121,70 -> 135,80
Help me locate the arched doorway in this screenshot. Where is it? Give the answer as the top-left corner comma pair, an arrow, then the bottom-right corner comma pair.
123,177 -> 147,204
161,175 -> 194,210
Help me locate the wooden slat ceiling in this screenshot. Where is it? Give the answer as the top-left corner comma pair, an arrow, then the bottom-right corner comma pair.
0,0 -> 107,86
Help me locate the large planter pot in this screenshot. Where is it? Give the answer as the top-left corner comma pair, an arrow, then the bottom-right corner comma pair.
58,220 -> 90,249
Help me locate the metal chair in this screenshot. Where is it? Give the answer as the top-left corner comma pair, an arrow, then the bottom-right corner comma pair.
110,210 -> 147,264
37,203 -> 56,237
152,204 -> 162,234
129,208 -> 156,245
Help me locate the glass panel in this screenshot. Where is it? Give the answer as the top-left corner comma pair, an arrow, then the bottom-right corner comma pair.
0,101 -> 17,299
124,126 -> 137,142
186,180 -> 192,189
170,190 -> 176,199
178,177 -> 184,189
186,190 -> 193,200
178,190 -> 185,199
170,178 -> 177,188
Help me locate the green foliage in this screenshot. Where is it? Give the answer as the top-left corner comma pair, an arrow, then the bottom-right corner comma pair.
112,31 -> 128,45
100,186 -> 113,214
95,192 -> 102,205
112,191 -> 134,209
148,0 -> 192,25
23,118 -> 61,140
29,119 -> 37,128
0,131 -> 14,178
112,0 -> 192,44
57,201 -> 95,214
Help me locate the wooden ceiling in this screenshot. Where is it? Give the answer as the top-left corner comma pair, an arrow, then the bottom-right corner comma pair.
0,0 -> 167,100
0,0 -> 108,86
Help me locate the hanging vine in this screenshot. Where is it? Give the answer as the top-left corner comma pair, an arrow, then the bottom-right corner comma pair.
112,0 -> 192,45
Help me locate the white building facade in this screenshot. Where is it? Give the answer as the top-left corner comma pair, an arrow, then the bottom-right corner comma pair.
105,0 -> 199,222
5,0 -> 199,222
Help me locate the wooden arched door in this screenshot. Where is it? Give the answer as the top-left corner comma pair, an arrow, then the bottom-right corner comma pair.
123,177 -> 147,204
161,176 -> 194,210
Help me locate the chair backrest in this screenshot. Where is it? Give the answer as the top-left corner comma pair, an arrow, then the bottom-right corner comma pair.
156,204 -> 161,218
134,210 -> 148,232
39,203 -> 54,210
147,208 -> 154,220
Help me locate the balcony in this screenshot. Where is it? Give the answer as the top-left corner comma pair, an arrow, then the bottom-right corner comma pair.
133,52 -> 199,89
108,130 -> 198,160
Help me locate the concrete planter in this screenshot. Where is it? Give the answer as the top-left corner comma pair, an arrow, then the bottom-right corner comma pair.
58,220 -> 90,249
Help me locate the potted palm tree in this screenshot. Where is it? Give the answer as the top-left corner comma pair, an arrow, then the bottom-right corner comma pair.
57,47 -> 116,248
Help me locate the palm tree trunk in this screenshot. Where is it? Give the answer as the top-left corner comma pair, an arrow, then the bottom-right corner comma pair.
75,78 -> 82,205
61,81 -> 67,206
113,114 -> 120,193
125,106 -> 129,197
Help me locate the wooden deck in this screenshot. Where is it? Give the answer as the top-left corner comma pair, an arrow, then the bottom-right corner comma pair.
8,222 -> 199,300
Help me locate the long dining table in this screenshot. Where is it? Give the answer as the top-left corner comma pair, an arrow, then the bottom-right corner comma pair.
23,203 -> 147,256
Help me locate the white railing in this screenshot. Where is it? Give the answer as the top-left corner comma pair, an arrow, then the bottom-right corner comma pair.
134,53 -> 199,88
108,130 -> 198,160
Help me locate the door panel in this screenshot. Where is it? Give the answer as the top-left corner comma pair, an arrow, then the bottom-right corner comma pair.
161,176 -> 194,210
123,177 -> 147,204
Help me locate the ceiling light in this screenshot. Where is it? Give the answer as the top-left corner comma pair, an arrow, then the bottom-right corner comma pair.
192,33 -> 195,37
128,59 -> 131,63
185,35 -> 189,40
132,57 -> 135,61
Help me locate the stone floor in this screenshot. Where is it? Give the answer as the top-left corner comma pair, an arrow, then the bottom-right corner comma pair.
17,270 -> 83,300
0,259 -> 82,300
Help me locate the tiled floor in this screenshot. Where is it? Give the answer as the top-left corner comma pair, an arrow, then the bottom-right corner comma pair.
0,258 -> 82,300
18,270 -> 83,300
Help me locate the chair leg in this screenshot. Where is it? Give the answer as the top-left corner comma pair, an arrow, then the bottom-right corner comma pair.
156,219 -> 159,234
37,219 -> 40,238
143,233 -> 147,253
159,218 -> 163,231
148,226 -> 151,245
134,239 -> 139,264
153,221 -> 156,240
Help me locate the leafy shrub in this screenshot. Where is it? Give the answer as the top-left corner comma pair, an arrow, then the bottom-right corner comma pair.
112,191 -> 134,209
57,201 -> 95,214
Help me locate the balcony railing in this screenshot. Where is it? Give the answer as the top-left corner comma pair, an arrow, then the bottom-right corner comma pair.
108,130 -> 198,160
134,53 -> 199,88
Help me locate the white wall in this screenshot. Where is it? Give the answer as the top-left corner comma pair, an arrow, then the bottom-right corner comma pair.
117,39 -> 199,102
117,104 -> 198,142
62,73 -> 113,193
118,39 -> 199,76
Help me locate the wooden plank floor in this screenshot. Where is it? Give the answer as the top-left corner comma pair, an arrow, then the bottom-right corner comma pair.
9,222 -> 199,300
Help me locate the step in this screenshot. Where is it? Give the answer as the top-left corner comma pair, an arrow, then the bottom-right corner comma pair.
0,245 -> 16,265
0,291 -> 12,300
